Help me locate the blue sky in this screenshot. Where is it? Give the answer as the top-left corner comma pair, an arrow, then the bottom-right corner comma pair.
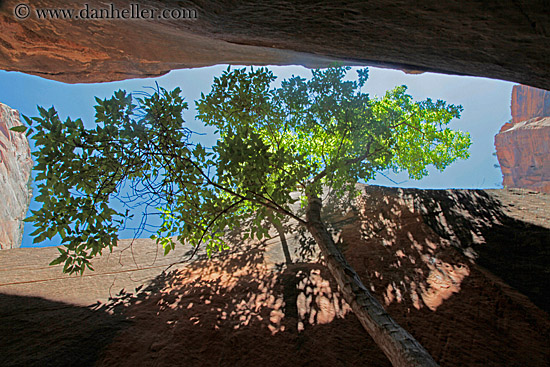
0,65 -> 513,247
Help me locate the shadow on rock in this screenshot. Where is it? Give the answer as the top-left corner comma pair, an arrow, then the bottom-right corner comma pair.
411,188 -> 550,314
0,293 -> 128,367
94,242 -> 391,367
334,185 -> 550,366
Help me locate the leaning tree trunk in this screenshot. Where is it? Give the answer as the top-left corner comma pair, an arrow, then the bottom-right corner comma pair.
267,210 -> 293,265
305,196 -> 438,367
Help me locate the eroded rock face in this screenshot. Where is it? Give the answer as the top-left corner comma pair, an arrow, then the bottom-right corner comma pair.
495,117 -> 550,192
510,85 -> 550,125
495,85 -> 550,193
0,103 -> 32,249
0,0 -> 549,88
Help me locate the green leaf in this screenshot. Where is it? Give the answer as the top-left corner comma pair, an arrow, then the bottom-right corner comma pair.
9,125 -> 27,133
49,256 -> 65,266
25,66 -> 470,276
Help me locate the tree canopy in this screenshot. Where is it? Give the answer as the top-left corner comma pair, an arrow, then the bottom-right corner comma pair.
19,66 -> 470,366
22,66 -> 469,274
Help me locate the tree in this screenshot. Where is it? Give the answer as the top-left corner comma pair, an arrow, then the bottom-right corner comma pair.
22,66 -> 470,367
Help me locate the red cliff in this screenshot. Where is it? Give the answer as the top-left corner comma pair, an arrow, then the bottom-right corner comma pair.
495,86 -> 550,193
510,85 -> 550,125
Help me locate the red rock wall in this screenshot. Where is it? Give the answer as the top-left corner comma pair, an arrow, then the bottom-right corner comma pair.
510,85 -> 550,124
495,86 -> 550,193
495,117 -> 550,193
0,103 -> 32,249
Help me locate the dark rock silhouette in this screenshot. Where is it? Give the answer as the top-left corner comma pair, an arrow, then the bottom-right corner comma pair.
0,1 -> 549,89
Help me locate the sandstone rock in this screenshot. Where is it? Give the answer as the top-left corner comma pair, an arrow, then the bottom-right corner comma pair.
0,0 -> 549,88
0,103 -> 32,249
500,84 -> 550,131
510,85 -> 550,124
495,117 -> 550,193
1,185 -> 549,366
495,84 -> 550,193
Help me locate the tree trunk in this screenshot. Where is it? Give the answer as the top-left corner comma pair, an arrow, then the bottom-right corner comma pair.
305,196 -> 438,367
267,210 -> 293,265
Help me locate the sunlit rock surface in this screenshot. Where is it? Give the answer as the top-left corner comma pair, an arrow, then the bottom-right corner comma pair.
0,185 -> 548,366
495,117 -> 550,193
495,85 -> 550,193
510,85 -> 550,125
0,103 -> 32,249
0,0 -> 549,88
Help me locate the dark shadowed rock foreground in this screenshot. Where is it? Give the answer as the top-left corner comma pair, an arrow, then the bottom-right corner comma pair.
0,185 -> 548,367
0,0 -> 549,89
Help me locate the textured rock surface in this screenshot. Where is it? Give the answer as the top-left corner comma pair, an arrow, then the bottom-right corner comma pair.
0,0 -> 550,88
510,85 -> 550,125
495,84 -> 550,193
495,117 -> 550,192
0,185 -> 549,366
0,103 -> 32,249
